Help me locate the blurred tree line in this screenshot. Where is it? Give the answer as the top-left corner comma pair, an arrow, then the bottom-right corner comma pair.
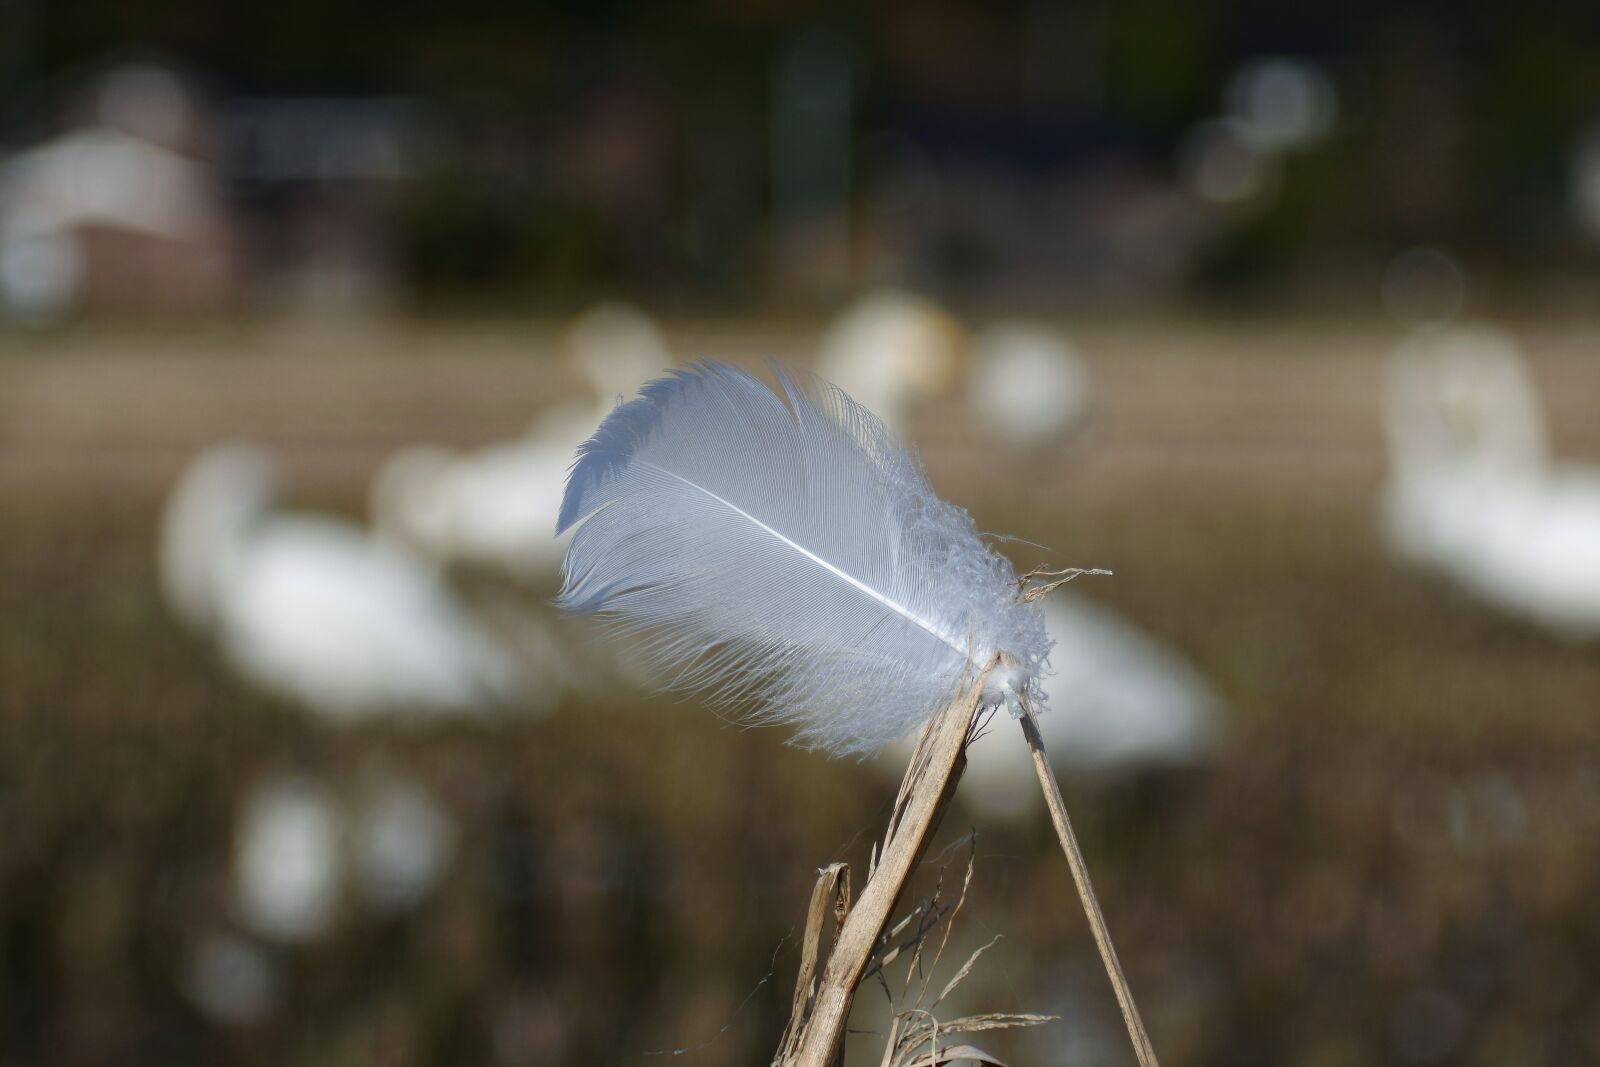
4,0 -> 1600,308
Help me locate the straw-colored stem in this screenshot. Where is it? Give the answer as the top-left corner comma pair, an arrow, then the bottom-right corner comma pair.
1018,700 -> 1160,1067
781,663 -> 994,1067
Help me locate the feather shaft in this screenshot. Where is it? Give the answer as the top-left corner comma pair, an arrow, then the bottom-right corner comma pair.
556,361 -> 1049,754
638,460 -> 968,657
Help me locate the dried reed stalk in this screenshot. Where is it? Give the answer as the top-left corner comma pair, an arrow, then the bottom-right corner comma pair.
874,834 -> 1055,1067
1018,697 -> 1161,1067
774,862 -> 850,1062
773,654 -> 1162,1067
776,660 -> 996,1067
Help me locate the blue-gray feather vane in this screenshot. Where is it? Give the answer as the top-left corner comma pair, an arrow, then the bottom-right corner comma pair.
556,361 -> 1050,755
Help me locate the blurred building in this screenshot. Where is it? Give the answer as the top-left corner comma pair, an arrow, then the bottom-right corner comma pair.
0,63 -> 238,321
3,9 -> 1598,314
224,96 -> 438,314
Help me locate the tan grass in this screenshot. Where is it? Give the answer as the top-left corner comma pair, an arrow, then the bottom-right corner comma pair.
773,628 -> 1162,1067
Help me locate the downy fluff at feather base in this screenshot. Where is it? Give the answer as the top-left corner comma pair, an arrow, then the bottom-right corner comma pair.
555,361 -> 1050,755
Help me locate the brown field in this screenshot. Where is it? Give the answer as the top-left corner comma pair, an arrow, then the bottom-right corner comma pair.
3,319 -> 1600,1066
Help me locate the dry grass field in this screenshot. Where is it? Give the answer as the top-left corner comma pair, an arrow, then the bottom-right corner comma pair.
3,319 -> 1600,1066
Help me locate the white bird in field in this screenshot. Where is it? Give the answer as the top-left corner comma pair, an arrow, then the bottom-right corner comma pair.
857,322 -> 1222,819
1382,324 -> 1600,638
954,596 -> 1224,820
349,771 -> 457,914
968,320 -> 1094,445
180,932 -> 281,1024
874,593 -> 1225,821
371,301 -> 670,581
815,290 -> 967,440
229,768 -> 457,945
160,442 -> 523,721
232,774 -> 343,943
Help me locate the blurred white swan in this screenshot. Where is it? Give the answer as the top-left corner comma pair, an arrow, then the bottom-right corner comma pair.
1382,324 -> 1600,637
181,932 -> 281,1024
954,596 -> 1224,821
230,769 -> 456,945
350,772 -> 457,913
863,324 -> 1222,818
876,593 -> 1225,822
815,290 -> 966,439
232,775 -> 343,943
160,442 -> 523,720
969,320 -> 1094,445
372,301 -> 669,580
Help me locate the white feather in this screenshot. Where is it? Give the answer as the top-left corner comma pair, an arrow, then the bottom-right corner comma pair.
556,361 -> 1050,754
